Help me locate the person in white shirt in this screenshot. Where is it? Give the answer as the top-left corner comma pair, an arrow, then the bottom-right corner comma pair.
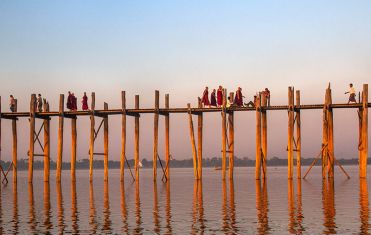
345,83 -> 357,104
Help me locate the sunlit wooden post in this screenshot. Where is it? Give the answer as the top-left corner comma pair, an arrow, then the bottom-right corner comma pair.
28,94 -> 36,183
120,91 -> 126,182
295,90 -> 301,179
261,93 -> 267,179
89,92 -> 95,181
287,87 -> 294,179
187,103 -> 198,179
197,97 -> 203,180
221,89 -> 227,180
134,95 -> 140,181
327,88 -> 334,178
43,100 -> 50,182
255,93 -> 262,180
360,84 -> 368,178
12,99 -> 18,183
56,94 -> 64,182
71,115 -> 77,182
322,89 -> 329,179
104,102 -> 109,182
0,96 -> 1,182
228,92 -> 234,180
153,91 -> 159,181
165,94 -> 170,179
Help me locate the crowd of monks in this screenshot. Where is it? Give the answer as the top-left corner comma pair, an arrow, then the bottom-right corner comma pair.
200,86 -> 270,108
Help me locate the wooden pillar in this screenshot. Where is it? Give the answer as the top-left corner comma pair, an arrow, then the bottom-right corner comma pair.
165,94 -> 170,179
322,89 -> 329,179
228,92 -> 234,180
221,89 -> 227,180
28,94 -> 36,183
56,95 -> 64,182
12,100 -> 18,183
44,101 -> 50,182
197,98 -> 203,180
287,87 -> 294,179
71,116 -> 77,182
89,92 -> 95,181
255,93 -> 262,180
0,96 -> 1,180
104,102 -> 109,182
360,84 -> 368,178
134,95 -> 140,181
120,91 -> 126,182
153,91 -> 159,181
187,103 -> 198,179
295,91 -> 301,179
327,88 -> 334,178
261,94 -> 267,179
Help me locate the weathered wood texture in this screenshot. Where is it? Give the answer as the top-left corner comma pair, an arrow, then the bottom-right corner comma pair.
153,91 -> 159,181
187,103 -> 198,179
89,92 -> 95,181
104,102 -> 109,182
287,87 -> 294,179
295,90 -> 301,179
28,94 -> 36,183
56,94 -> 64,182
134,95 -> 140,181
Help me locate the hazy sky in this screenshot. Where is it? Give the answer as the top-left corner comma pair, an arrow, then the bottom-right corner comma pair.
0,1 -> 370,162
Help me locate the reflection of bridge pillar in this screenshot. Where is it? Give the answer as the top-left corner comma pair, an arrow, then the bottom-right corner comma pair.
322,178 -> 336,234
359,179 -> 369,233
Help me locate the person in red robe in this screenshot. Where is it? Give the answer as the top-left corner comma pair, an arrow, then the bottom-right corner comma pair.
210,89 -> 217,107
234,87 -> 244,106
82,92 -> 89,110
217,85 -> 223,107
201,87 -> 210,107
71,93 -> 77,111
67,91 -> 73,110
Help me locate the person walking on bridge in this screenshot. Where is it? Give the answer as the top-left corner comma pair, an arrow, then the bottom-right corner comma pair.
201,86 -> 210,107
9,95 -> 16,112
217,85 -> 223,107
234,87 -> 244,106
345,83 -> 356,104
210,89 -> 217,107
82,92 -> 89,110
37,94 -> 43,112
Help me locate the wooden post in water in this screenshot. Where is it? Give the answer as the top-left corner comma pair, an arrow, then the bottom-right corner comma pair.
327,87 -> 334,178
43,101 -> 50,182
261,93 -> 267,180
153,91 -> 159,181
228,92 -> 234,180
0,96 -> 1,182
255,93 -> 262,180
360,84 -> 368,178
12,100 -> 17,183
295,91 -> 302,179
221,89 -> 227,180
71,116 -> 77,182
89,92 -> 95,181
104,102 -> 109,182
165,94 -> 170,179
120,91 -> 126,182
56,94 -> 64,182
134,95 -> 140,181
28,94 -> 36,183
197,97 -> 203,180
322,89 -> 329,179
287,87 -> 294,179
187,103 -> 198,179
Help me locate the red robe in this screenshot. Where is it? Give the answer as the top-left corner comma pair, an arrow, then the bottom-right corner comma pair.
201,89 -> 210,105
210,91 -> 217,106
234,90 -> 243,106
82,95 -> 89,110
217,89 -> 223,106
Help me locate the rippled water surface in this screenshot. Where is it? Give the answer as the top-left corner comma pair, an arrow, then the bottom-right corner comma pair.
0,166 -> 370,234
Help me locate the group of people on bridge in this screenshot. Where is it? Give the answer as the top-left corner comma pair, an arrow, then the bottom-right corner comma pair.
67,91 -> 89,111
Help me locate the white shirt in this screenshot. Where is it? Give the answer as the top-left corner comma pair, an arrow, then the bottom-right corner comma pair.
349,87 -> 355,94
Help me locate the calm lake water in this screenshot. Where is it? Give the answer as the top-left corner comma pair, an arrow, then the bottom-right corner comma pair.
0,166 -> 369,234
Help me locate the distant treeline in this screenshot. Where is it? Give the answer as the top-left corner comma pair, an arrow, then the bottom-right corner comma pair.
0,156 -> 362,171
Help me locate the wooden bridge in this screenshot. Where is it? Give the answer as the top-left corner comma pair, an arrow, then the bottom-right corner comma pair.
0,84 -> 369,184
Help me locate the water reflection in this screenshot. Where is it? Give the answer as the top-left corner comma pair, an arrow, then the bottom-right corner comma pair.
71,180 -> 79,234
89,181 -> 97,233
288,179 -> 304,234
0,185 -> 2,234
135,180 -> 143,234
103,180 -> 112,232
43,182 -> 52,232
165,180 -> 172,234
256,180 -> 269,234
153,181 -> 160,234
222,180 -> 237,234
12,181 -> 19,234
120,181 -> 129,233
28,183 -> 37,232
56,181 -> 65,234
322,178 -> 336,234
359,179 -> 369,233
192,180 -> 205,234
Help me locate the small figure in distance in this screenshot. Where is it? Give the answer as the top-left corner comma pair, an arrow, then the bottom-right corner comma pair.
67,91 -> 73,111
226,94 -> 233,108
9,95 -> 16,112
37,94 -> 43,112
345,83 -> 357,104
264,88 -> 270,106
201,86 -> 210,107
210,89 -> 217,107
245,95 -> 257,108
72,93 -> 77,111
82,92 -> 89,110
217,85 -> 223,107
234,87 -> 244,106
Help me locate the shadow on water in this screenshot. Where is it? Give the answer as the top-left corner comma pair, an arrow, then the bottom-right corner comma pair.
256,180 -> 270,235
322,178 -> 336,234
